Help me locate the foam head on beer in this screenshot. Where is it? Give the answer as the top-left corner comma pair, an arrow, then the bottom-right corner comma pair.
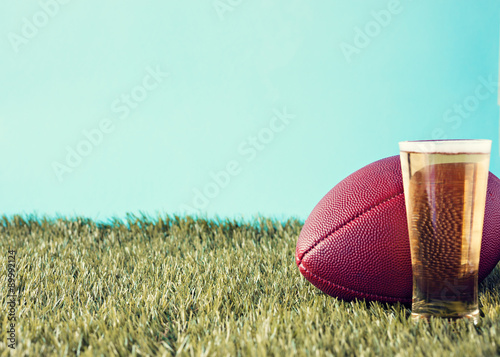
399,139 -> 492,154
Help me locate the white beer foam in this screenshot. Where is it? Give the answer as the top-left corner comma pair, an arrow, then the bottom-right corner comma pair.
399,140 -> 492,154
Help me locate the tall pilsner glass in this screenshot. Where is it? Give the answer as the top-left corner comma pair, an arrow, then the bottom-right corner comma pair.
399,140 -> 491,324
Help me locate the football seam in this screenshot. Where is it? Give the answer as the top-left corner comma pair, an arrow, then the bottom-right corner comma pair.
298,191 -> 405,266
299,263 -> 411,303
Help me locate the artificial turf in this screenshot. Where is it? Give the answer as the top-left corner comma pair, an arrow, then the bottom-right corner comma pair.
1,215 -> 500,356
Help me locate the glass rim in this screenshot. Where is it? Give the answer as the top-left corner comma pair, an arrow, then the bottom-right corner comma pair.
399,139 -> 491,154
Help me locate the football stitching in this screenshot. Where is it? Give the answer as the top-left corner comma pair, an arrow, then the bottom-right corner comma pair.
299,263 -> 411,303
298,191 -> 405,266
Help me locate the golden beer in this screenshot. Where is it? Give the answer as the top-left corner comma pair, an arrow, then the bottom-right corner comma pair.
399,140 -> 491,323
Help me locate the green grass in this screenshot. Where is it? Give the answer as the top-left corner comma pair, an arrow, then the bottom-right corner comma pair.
1,215 -> 500,356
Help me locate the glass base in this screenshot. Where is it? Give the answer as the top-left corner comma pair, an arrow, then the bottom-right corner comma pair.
411,309 -> 480,325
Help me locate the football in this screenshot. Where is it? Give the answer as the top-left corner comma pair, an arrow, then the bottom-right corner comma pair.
296,155 -> 500,304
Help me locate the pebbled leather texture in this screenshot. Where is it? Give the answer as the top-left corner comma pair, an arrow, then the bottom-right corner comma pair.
296,155 -> 500,304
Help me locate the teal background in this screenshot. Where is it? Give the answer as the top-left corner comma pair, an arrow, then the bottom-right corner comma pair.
1,0 -> 499,221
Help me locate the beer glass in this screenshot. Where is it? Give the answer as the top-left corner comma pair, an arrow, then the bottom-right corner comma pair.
399,139 -> 491,323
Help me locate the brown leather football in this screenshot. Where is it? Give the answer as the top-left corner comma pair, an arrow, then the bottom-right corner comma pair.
296,155 -> 500,304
